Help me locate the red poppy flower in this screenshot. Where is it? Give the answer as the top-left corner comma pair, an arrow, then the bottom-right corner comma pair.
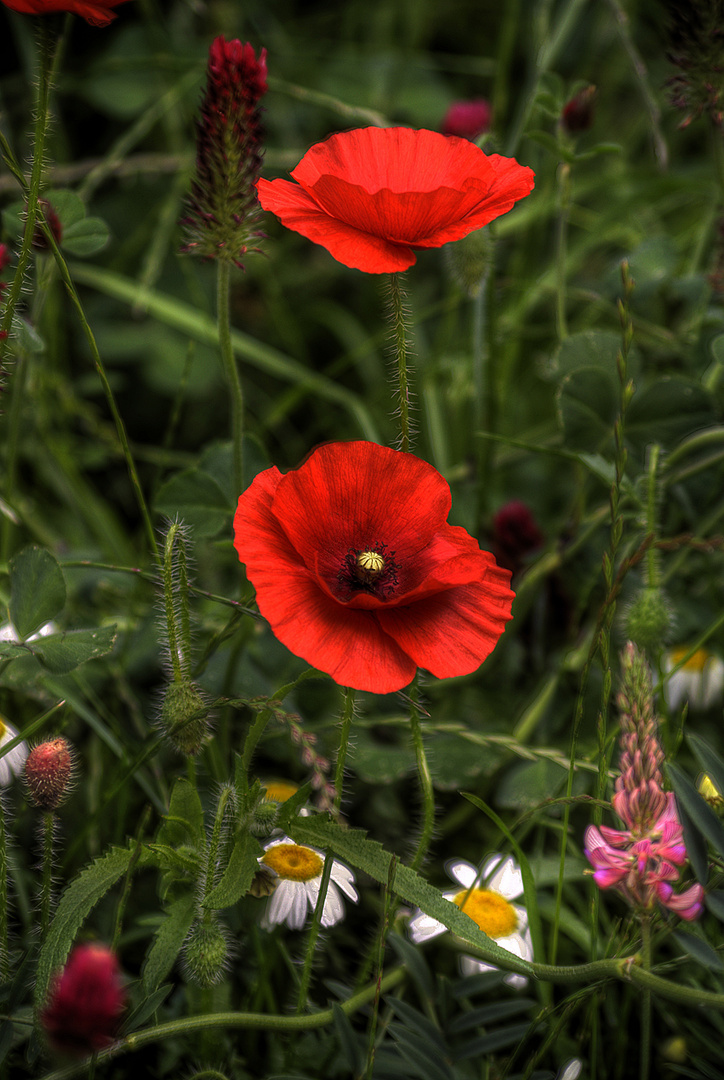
256,127 -> 534,273
41,943 -> 126,1055
1,0 -> 131,24
233,441 -> 514,693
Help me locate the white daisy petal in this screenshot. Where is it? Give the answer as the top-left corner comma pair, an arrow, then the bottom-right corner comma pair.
408,910 -> 447,943
267,880 -> 295,927
558,1060 -> 582,1080
445,858 -> 478,889
459,955 -> 495,978
288,886 -> 310,930
0,722 -> 28,788
330,862 -> 358,901
321,883 -> 344,927
486,856 -> 523,900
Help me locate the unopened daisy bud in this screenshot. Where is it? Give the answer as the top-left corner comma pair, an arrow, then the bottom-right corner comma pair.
624,586 -> 673,651
181,36 -> 267,268
25,737 -> 73,810
445,226 -> 494,298
160,679 -> 210,756
183,919 -> 230,987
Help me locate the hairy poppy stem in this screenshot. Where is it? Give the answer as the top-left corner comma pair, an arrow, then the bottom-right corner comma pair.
0,795 -> 7,981
386,272 -> 413,452
40,811 -> 56,941
408,681 -> 435,872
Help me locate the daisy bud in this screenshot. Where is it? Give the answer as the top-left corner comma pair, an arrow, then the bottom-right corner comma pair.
181,36 -> 267,267
183,919 -> 230,987
41,942 -> 125,1055
623,586 -> 673,652
25,737 -> 74,810
160,679 -> 210,756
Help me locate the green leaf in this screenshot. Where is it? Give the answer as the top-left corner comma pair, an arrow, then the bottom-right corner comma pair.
668,763 -> 724,864
30,626 -> 117,674
627,378 -> 717,456
11,314 -> 45,354
157,778 -> 205,847
388,931 -> 433,1001
332,1003 -> 364,1078
687,734 -> 724,804
204,831 -> 263,910
142,894 -> 196,993
36,844 -> 146,1006
556,367 -> 618,452
275,782 -> 314,832
153,469 -> 233,539
62,217 -> 110,256
122,984 -> 173,1034
549,330 -> 638,381
673,930 -> 724,971
287,817 -> 533,979
45,189 -> 86,228
8,546 -> 66,639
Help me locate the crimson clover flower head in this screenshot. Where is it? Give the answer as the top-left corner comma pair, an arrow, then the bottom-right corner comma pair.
256,126 -> 534,273
442,99 -> 492,140
234,441 -> 514,693
0,0 -> 131,24
41,943 -> 126,1055
181,36 -> 267,268
491,500 -> 544,575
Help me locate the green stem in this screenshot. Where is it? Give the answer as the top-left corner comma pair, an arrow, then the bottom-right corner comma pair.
555,161 -> 571,341
408,683 -> 435,872
644,444 -> 660,588
217,258 -> 244,496
640,916 -> 652,1080
333,687 -> 355,816
475,250 -> 498,531
204,787 -> 232,907
40,812 -> 55,941
387,272 -> 413,452
0,794 -> 7,981
162,522 -> 193,681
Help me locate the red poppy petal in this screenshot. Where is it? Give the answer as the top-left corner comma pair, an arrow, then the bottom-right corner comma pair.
292,128 -> 494,196
257,178 -> 416,273
377,563 -> 514,679
233,464 -> 289,567
271,442 -> 451,589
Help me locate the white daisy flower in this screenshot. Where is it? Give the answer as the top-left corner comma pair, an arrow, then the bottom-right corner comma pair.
259,837 -> 358,930
408,854 -> 533,989
0,717 -> 29,787
664,647 -> 724,712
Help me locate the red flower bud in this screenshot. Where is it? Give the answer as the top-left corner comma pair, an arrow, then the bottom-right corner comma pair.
25,737 -> 74,810
442,99 -> 492,140
562,86 -> 596,134
32,200 -> 63,251
41,943 -> 126,1055
492,501 -> 544,574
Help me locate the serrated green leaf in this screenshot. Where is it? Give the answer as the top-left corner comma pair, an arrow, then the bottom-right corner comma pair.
673,930 -> 724,971
158,778 -> 204,847
142,894 -> 196,993
287,818 -> 532,979
9,546 -> 66,639
153,469 -> 233,539
36,845 -> 146,1006
30,625 -> 117,674
204,831 -> 263,910
147,843 -> 202,876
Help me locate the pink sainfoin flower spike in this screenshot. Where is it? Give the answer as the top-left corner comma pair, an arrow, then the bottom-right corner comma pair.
584,642 -> 704,921
181,36 -> 267,267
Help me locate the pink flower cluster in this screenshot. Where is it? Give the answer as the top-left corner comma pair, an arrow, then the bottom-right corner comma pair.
585,643 -> 704,921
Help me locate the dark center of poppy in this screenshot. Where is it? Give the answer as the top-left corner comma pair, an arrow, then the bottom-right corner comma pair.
337,542 -> 398,599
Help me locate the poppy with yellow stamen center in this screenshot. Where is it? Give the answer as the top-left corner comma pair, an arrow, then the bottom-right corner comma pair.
664,646 -> 724,713
408,854 -> 533,989
258,837 -> 359,930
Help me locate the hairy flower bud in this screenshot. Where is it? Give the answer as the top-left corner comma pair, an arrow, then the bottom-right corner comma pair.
181,36 -> 267,267
41,943 -> 125,1055
183,919 -> 230,987
624,587 -> 673,652
160,679 -> 210,756
25,737 -> 74,810
445,226 -> 494,298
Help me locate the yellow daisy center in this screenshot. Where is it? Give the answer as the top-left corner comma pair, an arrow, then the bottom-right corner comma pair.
355,550 -> 385,582
670,647 -> 712,672
261,843 -> 324,882
263,780 -> 299,803
453,888 -> 518,938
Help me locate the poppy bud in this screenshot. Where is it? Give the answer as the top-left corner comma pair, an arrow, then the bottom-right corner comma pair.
160,679 -> 210,756
41,943 -> 125,1055
183,919 -> 230,987
249,798 -> 279,836
624,587 -> 673,652
561,86 -> 596,134
445,226 -> 494,298
25,737 -> 74,810
442,99 -> 492,140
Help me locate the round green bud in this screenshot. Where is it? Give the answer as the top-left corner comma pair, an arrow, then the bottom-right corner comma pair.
160,679 -> 209,756
445,227 -> 494,298
249,799 -> 279,836
183,919 -> 230,987
624,588 -> 673,652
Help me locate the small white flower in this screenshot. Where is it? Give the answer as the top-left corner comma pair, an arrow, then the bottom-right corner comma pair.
259,837 -> 358,930
0,718 -> 29,787
408,854 -> 533,989
0,621 -> 56,644
664,647 -> 724,712
557,1060 -> 582,1080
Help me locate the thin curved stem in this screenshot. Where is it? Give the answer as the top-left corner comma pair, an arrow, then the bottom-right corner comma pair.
217,258 -> 245,495
408,682 -> 435,872
387,272 -> 413,452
